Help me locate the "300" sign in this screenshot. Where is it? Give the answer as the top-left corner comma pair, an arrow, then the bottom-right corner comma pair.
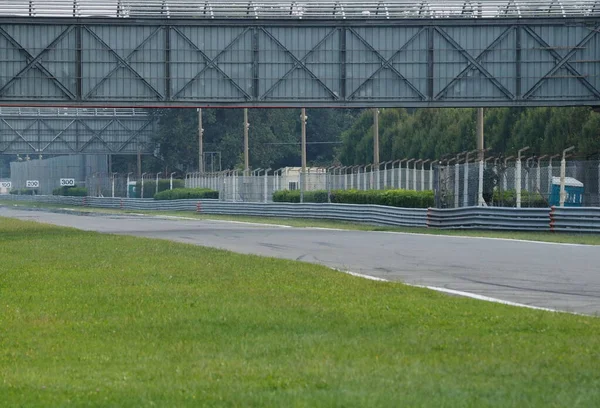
60,178 -> 75,187
0,181 -> 11,189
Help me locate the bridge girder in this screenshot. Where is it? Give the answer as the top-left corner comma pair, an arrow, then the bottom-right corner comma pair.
0,108 -> 156,154
0,17 -> 599,107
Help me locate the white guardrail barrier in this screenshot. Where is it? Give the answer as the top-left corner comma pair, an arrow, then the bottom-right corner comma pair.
3,195 -> 600,233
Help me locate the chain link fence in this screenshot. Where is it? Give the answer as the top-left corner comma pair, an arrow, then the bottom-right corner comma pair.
436,159 -> 600,208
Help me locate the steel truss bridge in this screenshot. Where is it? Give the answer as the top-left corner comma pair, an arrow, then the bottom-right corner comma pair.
0,1 -> 598,108
0,107 -> 157,154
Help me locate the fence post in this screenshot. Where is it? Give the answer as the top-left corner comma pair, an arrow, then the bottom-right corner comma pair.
463,159 -> 469,207
407,159 -> 414,191
263,169 -> 270,203
516,159 -> 521,208
300,170 -> 304,203
454,162 -> 460,208
478,160 -> 485,206
560,146 -> 575,207
429,162 -> 434,191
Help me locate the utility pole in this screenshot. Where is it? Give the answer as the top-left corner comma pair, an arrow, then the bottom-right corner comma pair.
198,108 -> 204,174
300,108 -> 307,203
137,148 -> 141,179
301,108 -> 307,172
373,108 -> 380,166
244,108 -> 249,176
477,107 -> 484,161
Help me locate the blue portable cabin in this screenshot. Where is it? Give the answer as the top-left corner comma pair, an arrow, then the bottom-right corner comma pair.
549,176 -> 584,207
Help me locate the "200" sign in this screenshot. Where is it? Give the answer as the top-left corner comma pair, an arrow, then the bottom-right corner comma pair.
26,180 -> 40,188
60,178 -> 75,187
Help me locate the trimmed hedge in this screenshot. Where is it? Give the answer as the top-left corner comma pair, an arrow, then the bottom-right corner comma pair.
154,188 -> 218,200
135,179 -> 185,198
273,189 -> 435,208
272,190 -> 328,203
492,190 -> 547,208
9,189 -> 37,195
52,186 -> 88,197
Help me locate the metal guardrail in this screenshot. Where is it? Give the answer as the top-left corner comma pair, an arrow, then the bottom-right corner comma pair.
428,207 -> 551,231
3,195 -> 600,233
551,207 -> 600,233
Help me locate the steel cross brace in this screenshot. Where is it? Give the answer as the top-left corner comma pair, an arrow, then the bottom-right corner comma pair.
522,25 -> 600,100
0,25 -> 77,99
434,27 -> 515,100
171,26 -> 251,100
259,27 -> 339,100
77,120 -> 118,153
172,27 -> 251,99
0,118 -> 38,152
38,119 -> 78,153
83,26 -> 164,100
114,118 -> 154,153
347,27 -> 426,100
435,25 -> 515,100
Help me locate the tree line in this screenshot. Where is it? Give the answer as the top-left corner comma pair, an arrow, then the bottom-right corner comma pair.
337,107 -> 600,164
109,106 -> 600,174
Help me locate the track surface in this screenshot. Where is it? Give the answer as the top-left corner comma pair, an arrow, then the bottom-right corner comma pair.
2,207 -> 600,315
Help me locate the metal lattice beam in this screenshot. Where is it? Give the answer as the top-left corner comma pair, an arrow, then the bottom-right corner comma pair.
0,108 -> 156,154
0,17 -> 598,107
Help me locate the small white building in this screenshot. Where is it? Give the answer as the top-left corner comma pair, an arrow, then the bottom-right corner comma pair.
278,167 -> 327,191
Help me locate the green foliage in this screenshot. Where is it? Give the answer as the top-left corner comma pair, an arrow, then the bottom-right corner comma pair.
273,189 -> 434,208
338,108 -> 600,164
9,189 -> 37,195
153,108 -> 361,172
136,179 -> 184,198
332,189 -> 434,208
492,190 -> 548,208
52,186 -> 88,197
153,187 -> 218,200
272,190 -> 329,203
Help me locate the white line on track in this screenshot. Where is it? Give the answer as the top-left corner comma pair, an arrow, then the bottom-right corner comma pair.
335,269 -> 585,315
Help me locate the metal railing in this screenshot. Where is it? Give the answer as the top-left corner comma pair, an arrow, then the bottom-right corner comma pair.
4,194 -> 600,233
2,0 -> 598,19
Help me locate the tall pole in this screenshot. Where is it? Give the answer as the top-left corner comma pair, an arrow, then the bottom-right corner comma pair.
477,108 -> 484,161
301,108 -> 307,172
198,108 -> 204,174
373,108 -> 380,166
137,148 -> 141,179
300,108 -> 307,201
373,108 -> 380,189
244,108 -> 249,176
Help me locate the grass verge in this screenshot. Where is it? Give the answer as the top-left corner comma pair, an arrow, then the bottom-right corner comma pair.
1,216 -> 600,406
1,198 -> 600,245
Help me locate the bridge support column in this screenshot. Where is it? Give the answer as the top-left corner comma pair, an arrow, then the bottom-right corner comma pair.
244,108 -> 249,177
198,108 -> 204,174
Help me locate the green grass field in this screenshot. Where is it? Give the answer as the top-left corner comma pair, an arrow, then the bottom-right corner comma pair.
1,216 -> 600,407
2,199 -> 600,245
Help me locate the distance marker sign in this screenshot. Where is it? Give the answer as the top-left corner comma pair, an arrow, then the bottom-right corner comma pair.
0,181 -> 11,189
60,178 -> 75,187
26,180 -> 40,188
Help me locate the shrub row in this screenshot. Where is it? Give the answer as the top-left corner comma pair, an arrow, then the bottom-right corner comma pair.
492,190 -> 548,208
272,190 -> 329,203
9,189 -> 37,195
273,189 -> 435,208
154,188 -> 219,200
52,186 -> 88,196
135,179 -> 185,198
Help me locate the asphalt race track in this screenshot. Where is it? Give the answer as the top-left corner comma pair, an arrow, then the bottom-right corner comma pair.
2,207 -> 599,315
